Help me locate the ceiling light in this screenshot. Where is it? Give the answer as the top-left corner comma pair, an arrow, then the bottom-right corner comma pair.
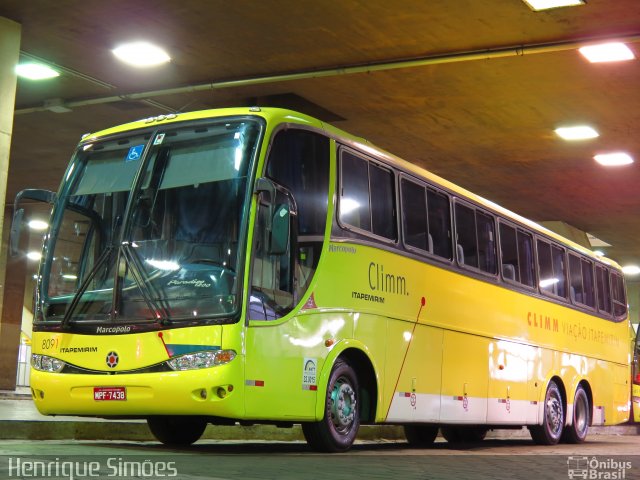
522,0 -> 584,11
555,126 -> 599,141
622,265 -> 640,276
26,252 -> 42,261
15,63 -> 60,80
112,42 -> 171,67
579,43 -> 635,63
594,152 -> 634,167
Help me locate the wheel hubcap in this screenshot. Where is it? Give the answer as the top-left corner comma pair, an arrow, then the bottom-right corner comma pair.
546,392 -> 563,436
330,379 -> 356,432
575,394 -> 588,434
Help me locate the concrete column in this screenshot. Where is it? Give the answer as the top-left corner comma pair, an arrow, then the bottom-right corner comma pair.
0,17 -> 21,390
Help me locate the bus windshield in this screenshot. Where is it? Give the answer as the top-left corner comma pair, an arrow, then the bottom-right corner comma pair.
39,118 -> 262,325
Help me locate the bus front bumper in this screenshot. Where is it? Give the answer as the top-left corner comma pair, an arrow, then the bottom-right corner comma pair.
30,360 -> 244,419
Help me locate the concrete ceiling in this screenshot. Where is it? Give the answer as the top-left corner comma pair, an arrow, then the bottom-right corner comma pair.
2,1 -> 640,267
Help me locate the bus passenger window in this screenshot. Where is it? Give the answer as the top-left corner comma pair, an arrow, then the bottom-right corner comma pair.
370,164 -> 396,240
340,150 -> 396,241
427,188 -> 452,259
454,203 -> 495,274
581,258 -> 595,308
569,254 -> 583,303
568,254 -> 594,308
611,273 -> 627,318
537,240 -> 566,298
401,179 -> 428,252
455,203 -> 476,267
499,223 -> 519,282
596,266 -> 612,314
551,245 -> 567,298
517,230 -> 535,287
340,152 -> 371,231
476,212 -> 496,274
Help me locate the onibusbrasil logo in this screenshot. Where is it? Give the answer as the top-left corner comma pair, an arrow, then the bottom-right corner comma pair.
567,456 -> 632,479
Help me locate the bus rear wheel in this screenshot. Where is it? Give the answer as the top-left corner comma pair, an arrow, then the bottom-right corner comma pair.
404,425 -> 438,447
561,385 -> 590,444
302,359 -> 360,452
147,416 -> 207,445
441,426 -> 487,443
529,380 -> 564,445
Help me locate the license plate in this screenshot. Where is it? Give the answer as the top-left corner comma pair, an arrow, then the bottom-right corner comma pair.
93,386 -> 126,401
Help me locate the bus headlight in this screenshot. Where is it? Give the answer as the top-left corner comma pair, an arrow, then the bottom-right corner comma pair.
32,354 -> 65,373
167,350 -> 236,371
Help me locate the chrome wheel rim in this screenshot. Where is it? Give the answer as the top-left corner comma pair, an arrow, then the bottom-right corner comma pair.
330,378 -> 356,434
545,389 -> 563,438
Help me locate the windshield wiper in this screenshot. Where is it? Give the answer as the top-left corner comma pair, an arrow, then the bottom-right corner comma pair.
121,242 -> 171,325
61,246 -> 115,329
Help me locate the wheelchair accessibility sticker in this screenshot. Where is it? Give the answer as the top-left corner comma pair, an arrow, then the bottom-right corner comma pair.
125,144 -> 144,162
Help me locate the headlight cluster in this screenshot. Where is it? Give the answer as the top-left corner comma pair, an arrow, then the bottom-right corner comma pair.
167,350 -> 236,371
32,354 -> 65,373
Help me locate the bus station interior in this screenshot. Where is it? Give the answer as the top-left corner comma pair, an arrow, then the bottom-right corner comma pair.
0,0 -> 640,394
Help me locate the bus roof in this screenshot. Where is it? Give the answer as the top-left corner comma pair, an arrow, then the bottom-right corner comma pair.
83,107 -> 619,269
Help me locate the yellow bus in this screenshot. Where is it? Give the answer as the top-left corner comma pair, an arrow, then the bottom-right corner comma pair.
15,107 -> 631,452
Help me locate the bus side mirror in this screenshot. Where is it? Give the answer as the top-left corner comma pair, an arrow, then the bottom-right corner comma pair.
270,203 -> 290,255
10,188 -> 56,257
254,178 -> 294,255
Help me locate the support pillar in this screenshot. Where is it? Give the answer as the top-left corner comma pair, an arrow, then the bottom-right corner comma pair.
0,17 -> 22,390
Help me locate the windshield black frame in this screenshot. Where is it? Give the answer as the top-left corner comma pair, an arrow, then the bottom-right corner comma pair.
34,115 -> 265,329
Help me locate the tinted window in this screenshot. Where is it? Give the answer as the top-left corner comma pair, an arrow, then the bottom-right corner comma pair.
517,231 -> 535,287
611,272 -> 627,317
427,188 -> 452,259
267,129 -> 329,236
500,223 -> 534,286
401,179 -> 428,251
537,240 -> 567,298
401,179 -> 452,259
455,202 -> 496,274
581,258 -> 595,308
500,223 -> 519,282
340,152 -> 371,231
251,129 -> 330,321
455,203 -> 477,268
340,150 -> 396,241
596,266 -> 612,314
569,254 -> 583,303
370,164 -> 396,239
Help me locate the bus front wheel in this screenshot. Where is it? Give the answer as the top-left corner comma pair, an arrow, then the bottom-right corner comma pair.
147,416 -> 207,445
529,380 -> 564,445
302,359 -> 360,452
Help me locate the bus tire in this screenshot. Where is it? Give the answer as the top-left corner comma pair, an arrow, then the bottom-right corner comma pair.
529,380 -> 564,445
147,416 -> 207,445
561,385 -> 590,444
302,359 -> 360,452
404,425 -> 438,447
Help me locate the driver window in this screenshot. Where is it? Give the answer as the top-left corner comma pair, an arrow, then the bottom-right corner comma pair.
249,128 -> 330,321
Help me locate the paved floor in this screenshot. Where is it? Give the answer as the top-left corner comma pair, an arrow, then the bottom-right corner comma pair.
0,437 -> 640,480
1,393 -> 639,479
